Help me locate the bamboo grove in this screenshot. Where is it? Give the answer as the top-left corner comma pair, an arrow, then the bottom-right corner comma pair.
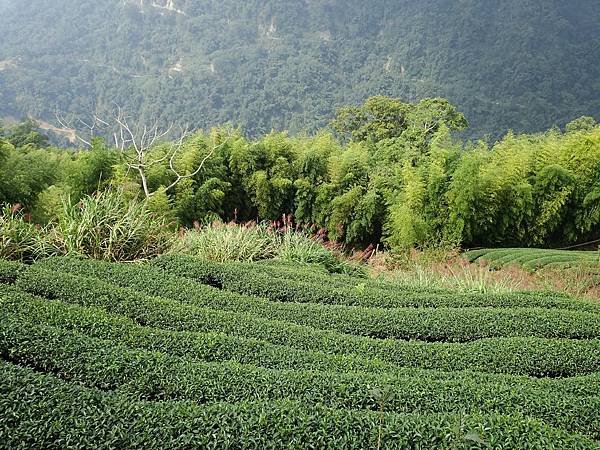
1,97 -> 599,251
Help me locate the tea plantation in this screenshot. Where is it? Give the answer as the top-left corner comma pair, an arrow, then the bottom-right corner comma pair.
465,248 -> 600,271
1,256 -> 600,448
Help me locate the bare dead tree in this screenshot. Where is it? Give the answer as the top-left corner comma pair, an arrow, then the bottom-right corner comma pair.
56,107 -> 230,198
55,111 -> 104,147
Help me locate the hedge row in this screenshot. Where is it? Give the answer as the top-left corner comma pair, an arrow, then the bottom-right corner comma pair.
17,266 -> 600,342
465,249 -> 599,270
1,319 -> 599,438
0,288 -> 400,376
149,255 -> 596,311
164,255 -> 591,301
467,249 -> 597,262
522,255 -> 599,271
4,287 -> 600,379
2,362 -> 595,450
0,259 -> 25,284
254,259 -> 448,294
488,253 -> 559,269
37,256 -> 597,312
483,252 -> 597,271
32,259 -> 600,343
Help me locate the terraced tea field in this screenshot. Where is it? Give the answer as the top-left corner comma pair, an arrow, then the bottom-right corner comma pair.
1,255 -> 600,448
465,248 -> 600,271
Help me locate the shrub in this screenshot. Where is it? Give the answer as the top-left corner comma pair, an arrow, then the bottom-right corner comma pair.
149,255 -> 597,312
17,266 -> 600,345
465,248 -> 598,271
4,285 -> 600,378
3,362 -> 595,449
48,188 -> 174,261
0,259 -> 25,284
1,319 -> 598,438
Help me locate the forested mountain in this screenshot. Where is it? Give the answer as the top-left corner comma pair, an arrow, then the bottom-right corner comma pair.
0,0 -> 598,138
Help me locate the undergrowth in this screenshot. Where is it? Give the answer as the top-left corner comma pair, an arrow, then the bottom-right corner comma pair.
370,249 -> 599,299
173,221 -> 364,275
0,189 -> 173,262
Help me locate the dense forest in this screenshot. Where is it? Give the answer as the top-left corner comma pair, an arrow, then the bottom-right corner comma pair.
1,96 -> 599,252
0,0 -> 598,138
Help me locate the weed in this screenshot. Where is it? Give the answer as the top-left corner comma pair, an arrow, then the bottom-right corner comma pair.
173,222 -> 280,262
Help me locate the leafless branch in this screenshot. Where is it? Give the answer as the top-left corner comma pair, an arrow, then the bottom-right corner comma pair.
54,106 -> 228,198
55,111 -> 94,147
161,128 -> 230,194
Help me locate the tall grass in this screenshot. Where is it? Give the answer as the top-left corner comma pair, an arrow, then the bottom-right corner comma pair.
0,205 -> 40,261
387,264 -> 528,294
372,248 -> 600,298
0,190 -> 173,262
277,231 -> 336,266
172,222 -> 365,275
48,189 -> 174,261
373,250 -> 532,294
172,222 -> 280,263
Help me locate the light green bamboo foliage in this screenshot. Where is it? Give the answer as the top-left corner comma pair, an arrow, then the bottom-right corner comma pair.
422,127 -> 462,245
385,163 -> 428,250
1,109 -> 599,253
530,165 -> 576,244
325,142 -> 381,244
445,143 -> 489,245
293,133 -> 336,224
230,132 -> 296,220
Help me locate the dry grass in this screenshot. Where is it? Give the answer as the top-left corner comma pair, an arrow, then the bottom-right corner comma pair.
536,266 -> 600,302
368,249 -> 600,299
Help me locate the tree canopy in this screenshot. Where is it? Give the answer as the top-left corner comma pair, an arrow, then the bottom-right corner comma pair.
1,99 -> 598,251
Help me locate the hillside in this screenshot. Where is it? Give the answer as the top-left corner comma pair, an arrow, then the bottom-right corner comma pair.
0,0 -> 599,137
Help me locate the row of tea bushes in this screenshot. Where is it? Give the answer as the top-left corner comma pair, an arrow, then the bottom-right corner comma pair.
4,286 -> 600,379
466,248 -> 599,271
2,361 -> 595,449
1,316 -> 599,438
17,266 -> 600,342
37,255 -> 595,311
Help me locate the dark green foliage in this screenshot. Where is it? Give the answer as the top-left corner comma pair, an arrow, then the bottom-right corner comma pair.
447,128 -> 600,247
2,119 -> 50,148
2,116 -> 600,253
0,140 -> 60,209
0,133 -> 122,216
331,96 -> 467,144
150,255 -> 596,311
4,284 -> 600,378
3,362 -> 596,450
0,259 -> 24,283
467,248 -> 600,271
17,264 -> 600,343
1,316 -> 599,438
2,255 -> 600,446
9,264 -> 600,378
0,1 -> 599,252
